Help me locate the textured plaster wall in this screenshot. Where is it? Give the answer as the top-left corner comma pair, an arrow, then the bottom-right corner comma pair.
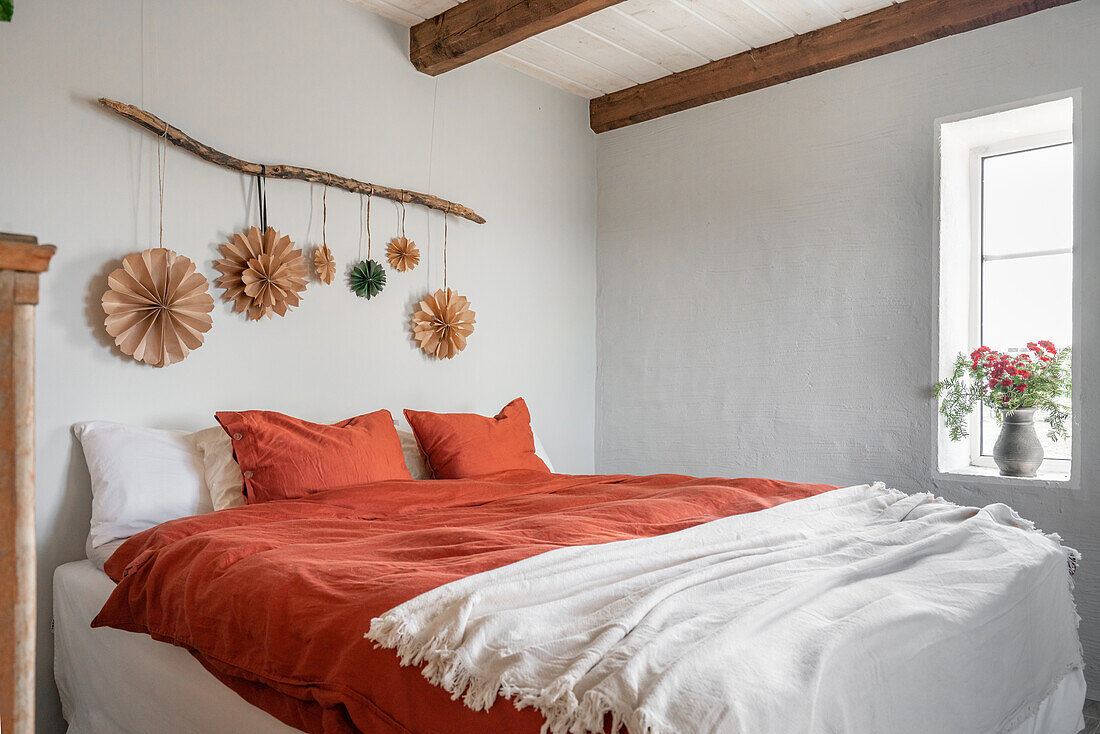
596,0 -> 1100,693
0,1 -> 597,729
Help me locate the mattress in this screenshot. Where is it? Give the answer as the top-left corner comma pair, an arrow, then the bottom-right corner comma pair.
55,556 -> 1088,734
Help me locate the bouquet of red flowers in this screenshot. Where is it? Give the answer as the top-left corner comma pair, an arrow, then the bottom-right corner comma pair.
934,341 -> 1071,441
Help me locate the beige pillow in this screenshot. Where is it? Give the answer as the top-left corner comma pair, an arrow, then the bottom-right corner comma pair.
397,428 -> 431,480
193,427 -> 246,511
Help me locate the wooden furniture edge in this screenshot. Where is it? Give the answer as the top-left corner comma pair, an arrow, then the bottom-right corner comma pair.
0,236 -> 57,274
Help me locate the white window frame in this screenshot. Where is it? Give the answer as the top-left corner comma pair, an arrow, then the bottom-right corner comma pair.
933,92 -> 1081,486
966,133 -> 1073,474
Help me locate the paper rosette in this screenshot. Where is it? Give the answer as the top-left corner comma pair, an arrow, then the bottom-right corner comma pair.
386,236 -> 420,272
411,288 -> 475,360
102,248 -> 214,367
314,244 -> 336,284
349,259 -> 386,299
214,226 -> 308,320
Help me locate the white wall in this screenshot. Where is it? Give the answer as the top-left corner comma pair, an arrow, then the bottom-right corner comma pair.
0,1 -> 596,730
597,0 -> 1100,694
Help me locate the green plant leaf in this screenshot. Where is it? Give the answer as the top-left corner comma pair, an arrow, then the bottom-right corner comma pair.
0,0 -> 12,22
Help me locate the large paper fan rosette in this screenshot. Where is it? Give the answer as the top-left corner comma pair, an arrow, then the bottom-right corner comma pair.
102,248 -> 215,367
411,288 -> 475,360
214,226 -> 308,320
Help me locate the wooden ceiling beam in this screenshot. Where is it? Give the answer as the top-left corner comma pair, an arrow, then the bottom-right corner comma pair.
590,0 -> 1082,133
411,0 -> 627,76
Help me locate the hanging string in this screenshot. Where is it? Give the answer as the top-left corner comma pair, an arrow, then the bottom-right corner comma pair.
156,122 -> 168,249
358,194 -> 364,260
443,212 -> 448,293
256,165 -> 268,231
400,200 -> 406,239
322,187 -> 328,250
366,192 -> 372,259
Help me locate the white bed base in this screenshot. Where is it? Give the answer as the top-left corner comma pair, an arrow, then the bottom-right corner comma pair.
54,560 -> 1086,734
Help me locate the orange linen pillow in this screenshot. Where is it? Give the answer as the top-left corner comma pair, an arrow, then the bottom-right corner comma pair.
215,409 -> 411,503
404,398 -> 550,479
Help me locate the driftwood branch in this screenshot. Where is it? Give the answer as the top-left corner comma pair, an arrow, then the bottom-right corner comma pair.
98,98 -> 486,224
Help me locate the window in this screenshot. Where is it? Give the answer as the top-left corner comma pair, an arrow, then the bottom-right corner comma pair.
977,144 -> 1072,462
937,97 -> 1076,479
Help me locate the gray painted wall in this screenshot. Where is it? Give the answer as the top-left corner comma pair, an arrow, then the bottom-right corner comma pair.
596,0 -> 1100,693
0,1 -> 596,729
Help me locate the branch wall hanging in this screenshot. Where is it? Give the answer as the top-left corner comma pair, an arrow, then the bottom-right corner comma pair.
99,98 -> 486,224
412,214 -> 476,360
386,201 -> 420,272
349,193 -> 386,299
102,126 -> 215,367
98,96 -> 483,363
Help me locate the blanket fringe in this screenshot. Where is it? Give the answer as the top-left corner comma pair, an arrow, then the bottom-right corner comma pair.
368,613 -> 670,734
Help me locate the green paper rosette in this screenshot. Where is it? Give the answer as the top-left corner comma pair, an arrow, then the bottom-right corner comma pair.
349,259 -> 386,299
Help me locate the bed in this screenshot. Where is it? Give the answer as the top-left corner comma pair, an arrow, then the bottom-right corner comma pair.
55,469 -> 1086,734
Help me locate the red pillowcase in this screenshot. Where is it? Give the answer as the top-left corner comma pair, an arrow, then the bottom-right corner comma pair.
404,398 -> 549,479
216,409 -> 412,503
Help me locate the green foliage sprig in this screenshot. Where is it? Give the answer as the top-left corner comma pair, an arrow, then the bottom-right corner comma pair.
1,0 -> 13,22
934,341 -> 1071,442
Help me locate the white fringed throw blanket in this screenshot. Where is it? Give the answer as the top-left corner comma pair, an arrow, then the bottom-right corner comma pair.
368,484 -> 1081,734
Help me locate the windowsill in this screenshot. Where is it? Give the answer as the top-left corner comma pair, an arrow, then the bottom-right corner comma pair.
935,464 -> 1072,487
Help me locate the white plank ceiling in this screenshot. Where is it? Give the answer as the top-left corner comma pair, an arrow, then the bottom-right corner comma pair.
353,0 -> 901,98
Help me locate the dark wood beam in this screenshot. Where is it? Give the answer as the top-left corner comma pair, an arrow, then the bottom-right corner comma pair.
590,0 -> 1082,133
411,0 -> 626,76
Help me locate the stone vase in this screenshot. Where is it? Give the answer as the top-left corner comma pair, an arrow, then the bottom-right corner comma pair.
993,408 -> 1044,477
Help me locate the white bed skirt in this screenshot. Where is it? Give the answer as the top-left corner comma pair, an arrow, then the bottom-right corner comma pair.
54,560 -> 300,734
54,560 -> 1085,734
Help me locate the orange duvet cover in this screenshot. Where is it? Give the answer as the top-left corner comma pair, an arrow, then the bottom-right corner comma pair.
94,471 -> 836,733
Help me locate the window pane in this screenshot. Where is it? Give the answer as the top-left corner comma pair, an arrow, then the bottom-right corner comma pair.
982,144 -> 1072,257
980,253 -> 1072,458
981,253 -> 1072,350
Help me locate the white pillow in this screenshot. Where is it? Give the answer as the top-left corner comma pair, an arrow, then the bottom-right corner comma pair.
193,427 -> 246,511
74,421 -> 213,548
397,425 -> 555,478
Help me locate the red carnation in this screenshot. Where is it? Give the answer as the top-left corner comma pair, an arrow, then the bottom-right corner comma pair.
1015,384 -> 1026,392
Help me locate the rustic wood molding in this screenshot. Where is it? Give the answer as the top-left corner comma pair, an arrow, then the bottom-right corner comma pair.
0,234 -> 52,734
411,0 -> 626,76
98,99 -> 486,224
590,0 -> 1082,133
0,236 -> 56,274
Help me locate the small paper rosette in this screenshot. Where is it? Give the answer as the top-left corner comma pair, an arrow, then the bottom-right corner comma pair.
386,236 -> 420,272
349,259 -> 386,299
